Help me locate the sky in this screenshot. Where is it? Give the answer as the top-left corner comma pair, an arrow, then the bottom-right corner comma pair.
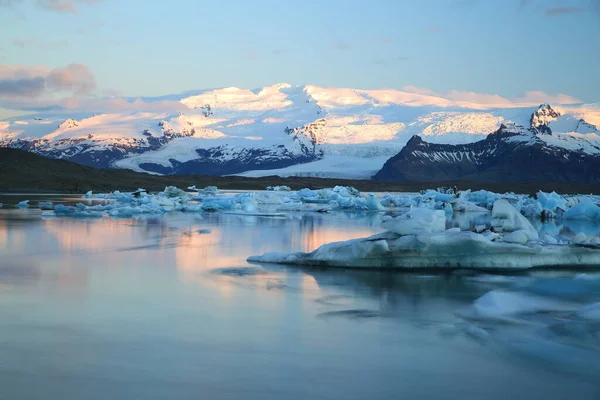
0,0 -> 599,118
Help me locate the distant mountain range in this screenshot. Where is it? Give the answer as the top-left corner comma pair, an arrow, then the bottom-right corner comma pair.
1,84 -> 599,182
375,104 -> 600,183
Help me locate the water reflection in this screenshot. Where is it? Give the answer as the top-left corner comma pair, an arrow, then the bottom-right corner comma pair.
1,204 -> 600,399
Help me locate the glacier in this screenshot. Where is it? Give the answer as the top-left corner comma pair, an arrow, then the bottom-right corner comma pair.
1,84 -> 599,178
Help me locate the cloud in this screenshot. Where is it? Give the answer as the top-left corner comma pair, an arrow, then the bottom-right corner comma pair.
46,64 -> 96,96
545,7 -> 585,16
403,85 -> 437,96
37,0 -> 75,13
515,91 -> 581,105
0,77 -> 46,97
0,64 -> 97,110
331,41 -> 350,50
0,0 -> 103,13
403,85 -> 581,107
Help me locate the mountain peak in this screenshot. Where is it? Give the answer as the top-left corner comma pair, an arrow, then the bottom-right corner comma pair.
530,103 -> 560,135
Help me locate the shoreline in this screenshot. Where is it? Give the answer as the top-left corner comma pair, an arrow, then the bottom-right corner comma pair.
2,177 -> 600,196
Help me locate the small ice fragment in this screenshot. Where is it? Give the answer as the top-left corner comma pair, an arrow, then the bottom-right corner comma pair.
502,230 -> 531,245
542,235 -> 559,245
572,232 -> 587,244
15,200 -> 29,209
38,201 -> 53,210
266,185 -> 291,191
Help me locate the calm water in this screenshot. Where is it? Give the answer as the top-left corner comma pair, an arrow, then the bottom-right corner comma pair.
1,194 -> 599,399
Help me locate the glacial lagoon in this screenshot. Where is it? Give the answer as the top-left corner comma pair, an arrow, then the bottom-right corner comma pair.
0,192 -> 599,399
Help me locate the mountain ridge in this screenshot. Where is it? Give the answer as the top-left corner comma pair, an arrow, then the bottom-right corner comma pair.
1,84 -> 599,178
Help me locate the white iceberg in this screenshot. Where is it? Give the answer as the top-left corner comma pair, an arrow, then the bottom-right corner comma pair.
266,185 -> 291,191
248,199 -> 600,270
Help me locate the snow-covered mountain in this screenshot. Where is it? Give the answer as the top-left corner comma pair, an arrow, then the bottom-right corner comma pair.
1,84 -> 599,178
375,105 -> 600,183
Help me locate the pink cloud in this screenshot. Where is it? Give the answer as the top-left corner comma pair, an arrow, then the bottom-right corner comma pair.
402,85 -> 582,108
35,0 -> 103,13
515,91 -> 580,105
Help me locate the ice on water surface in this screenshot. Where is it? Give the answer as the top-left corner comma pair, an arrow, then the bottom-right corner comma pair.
1,188 -> 600,398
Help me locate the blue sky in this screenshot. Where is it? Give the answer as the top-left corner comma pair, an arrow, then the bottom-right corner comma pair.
0,0 -> 599,117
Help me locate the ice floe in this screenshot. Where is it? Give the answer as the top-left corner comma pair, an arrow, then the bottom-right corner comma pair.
249,199 -> 600,270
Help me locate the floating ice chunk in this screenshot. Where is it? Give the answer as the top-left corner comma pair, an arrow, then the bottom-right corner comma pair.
240,194 -> 258,213
163,186 -> 188,198
84,190 -> 93,198
381,207 -> 446,235
332,185 -> 360,197
537,191 -> 567,212
40,211 -> 54,219
334,193 -> 384,211
266,185 -> 291,191
249,229 -> 600,270
0,203 -> 3,208
38,201 -> 53,210
542,235 -> 559,245
450,199 -> 490,213
365,194 -> 384,211
502,230 -> 532,245
572,232 -> 588,244
380,194 -> 414,208
462,190 -> 501,209
187,185 -> 198,191
199,186 -> 219,194
562,201 -> 600,221
15,200 -> 29,209
519,200 -> 545,218
201,197 -> 237,212
491,199 -> 539,242
469,290 -> 577,322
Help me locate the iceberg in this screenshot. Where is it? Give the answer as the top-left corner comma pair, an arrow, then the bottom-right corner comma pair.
15,200 -> 29,209
249,199 -> 600,270
562,201 -> 600,221
266,185 -> 291,191
38,201 -> 53,210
